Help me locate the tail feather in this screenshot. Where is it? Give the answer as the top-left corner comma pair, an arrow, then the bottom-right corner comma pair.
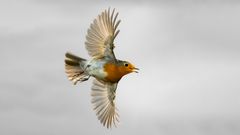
65,52 -> 89,85
65,59 -> 80,66
65,52 -> 86,61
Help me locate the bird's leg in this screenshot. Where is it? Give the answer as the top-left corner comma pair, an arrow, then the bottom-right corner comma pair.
80,75 -> 90,82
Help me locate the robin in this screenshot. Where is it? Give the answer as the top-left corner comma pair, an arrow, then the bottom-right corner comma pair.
64,8 -> 138,128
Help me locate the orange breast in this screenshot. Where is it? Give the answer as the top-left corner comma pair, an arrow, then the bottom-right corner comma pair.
104,63 -> 127,83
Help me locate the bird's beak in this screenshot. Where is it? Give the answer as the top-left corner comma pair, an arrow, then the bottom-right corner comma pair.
132,67 -> 139,73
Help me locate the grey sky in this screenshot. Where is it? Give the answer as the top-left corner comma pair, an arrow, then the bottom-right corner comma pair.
0,0 -> 240,135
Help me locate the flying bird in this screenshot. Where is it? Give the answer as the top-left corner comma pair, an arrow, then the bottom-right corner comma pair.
64,8 -> 138,128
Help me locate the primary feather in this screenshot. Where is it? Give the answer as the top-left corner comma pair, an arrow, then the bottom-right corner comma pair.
91,79 -> 119,128
85,8 -> 121,60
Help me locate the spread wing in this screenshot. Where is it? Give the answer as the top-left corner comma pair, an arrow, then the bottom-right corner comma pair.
85,8 -> 121,60
91,79 -> 119,128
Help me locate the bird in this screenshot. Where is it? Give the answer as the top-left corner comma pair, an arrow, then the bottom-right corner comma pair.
64,8 -> 138,128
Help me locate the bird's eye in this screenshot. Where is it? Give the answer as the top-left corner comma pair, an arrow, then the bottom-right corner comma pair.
124,63 -> 128,67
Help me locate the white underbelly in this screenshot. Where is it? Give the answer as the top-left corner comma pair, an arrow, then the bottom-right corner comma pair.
85,60 -> 107,79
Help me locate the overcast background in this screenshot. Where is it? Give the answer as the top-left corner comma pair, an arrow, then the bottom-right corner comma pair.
1,0 -> 240,135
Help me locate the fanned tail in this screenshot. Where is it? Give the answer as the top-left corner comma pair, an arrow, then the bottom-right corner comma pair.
65,52 -> 89,85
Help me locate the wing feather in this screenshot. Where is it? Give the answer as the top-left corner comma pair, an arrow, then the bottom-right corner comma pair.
85,8 -> 120,60
91,79 -> 119,128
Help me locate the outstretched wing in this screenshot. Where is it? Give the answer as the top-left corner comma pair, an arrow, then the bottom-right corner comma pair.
85,8 -> 121,60
91,79 -> 119,128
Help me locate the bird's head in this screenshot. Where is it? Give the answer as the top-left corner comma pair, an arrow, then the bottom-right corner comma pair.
104,60 -> 139,83
118,60 -> 139,75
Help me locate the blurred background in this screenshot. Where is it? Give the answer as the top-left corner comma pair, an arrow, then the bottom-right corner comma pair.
0,0 -> 240,135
